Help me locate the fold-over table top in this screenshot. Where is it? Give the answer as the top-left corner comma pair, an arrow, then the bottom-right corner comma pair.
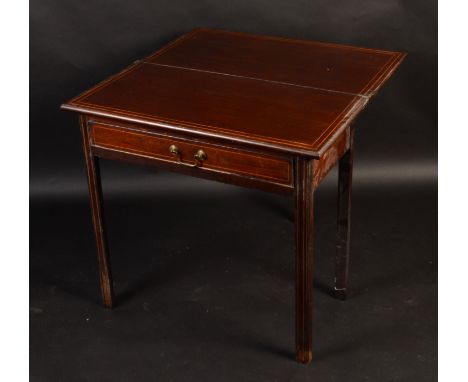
62,28 -> 405,157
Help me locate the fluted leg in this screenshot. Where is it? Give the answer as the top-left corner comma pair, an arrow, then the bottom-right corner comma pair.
79,115 -> 114,308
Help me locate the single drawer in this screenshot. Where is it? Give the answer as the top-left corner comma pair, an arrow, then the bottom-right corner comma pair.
90,123 -> 292,186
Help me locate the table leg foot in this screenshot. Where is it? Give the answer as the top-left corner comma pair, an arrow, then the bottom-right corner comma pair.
296,349 -> 313,364
334,286 -> 348,301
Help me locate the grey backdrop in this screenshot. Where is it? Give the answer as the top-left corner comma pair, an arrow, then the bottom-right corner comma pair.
30,1 -> 437,381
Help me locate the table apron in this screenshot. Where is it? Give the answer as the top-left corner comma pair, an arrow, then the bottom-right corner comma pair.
87,119 -> 296,195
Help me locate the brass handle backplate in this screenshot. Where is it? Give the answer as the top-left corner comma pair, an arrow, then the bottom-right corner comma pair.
169,145 -> 207,168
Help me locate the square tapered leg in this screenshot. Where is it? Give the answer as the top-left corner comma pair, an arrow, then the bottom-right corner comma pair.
294,157 -> 315,363
334,131 -> 354,300
80,115 -> 115,308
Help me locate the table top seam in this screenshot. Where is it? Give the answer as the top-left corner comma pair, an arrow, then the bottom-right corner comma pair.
141,61 -> 371,99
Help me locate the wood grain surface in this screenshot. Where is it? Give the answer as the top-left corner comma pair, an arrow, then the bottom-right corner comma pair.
62,28 -> 405,157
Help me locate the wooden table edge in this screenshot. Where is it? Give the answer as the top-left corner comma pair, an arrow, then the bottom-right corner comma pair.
61,100 -> 369,159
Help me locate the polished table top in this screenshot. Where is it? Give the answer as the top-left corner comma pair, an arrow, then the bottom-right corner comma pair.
62,28 -> 405,157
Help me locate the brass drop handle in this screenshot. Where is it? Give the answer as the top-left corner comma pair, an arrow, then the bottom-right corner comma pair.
169,145 -> 207,168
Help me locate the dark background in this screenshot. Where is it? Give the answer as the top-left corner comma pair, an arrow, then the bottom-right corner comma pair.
30,1 -> 437,381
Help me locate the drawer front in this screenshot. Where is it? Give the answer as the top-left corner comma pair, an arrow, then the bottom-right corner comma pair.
90,123 -> 292,186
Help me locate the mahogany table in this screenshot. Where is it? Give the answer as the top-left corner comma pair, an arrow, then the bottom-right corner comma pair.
61,28 -> 404,363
